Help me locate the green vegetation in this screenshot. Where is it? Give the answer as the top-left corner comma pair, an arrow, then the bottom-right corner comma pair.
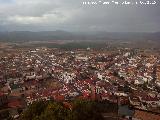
20,100 -> 104,120
13,42 -> 107,50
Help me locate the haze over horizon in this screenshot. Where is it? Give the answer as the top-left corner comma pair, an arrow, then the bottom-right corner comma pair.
0,0 -> 160,32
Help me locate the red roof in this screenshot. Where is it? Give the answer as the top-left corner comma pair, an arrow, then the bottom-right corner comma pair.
82,91 -> 90,98
54,95 -> 65,101
0,91 -> 4,97
141,96 -> 159,102
8,100 -> 23,108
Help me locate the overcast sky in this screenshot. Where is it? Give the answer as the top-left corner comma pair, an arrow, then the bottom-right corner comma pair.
0,0 -> 160,32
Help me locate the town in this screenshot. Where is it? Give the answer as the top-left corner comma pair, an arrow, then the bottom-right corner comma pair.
0,47 -> 160,120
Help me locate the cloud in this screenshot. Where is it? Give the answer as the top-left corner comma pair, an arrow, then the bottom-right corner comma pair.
0,0 -> 160,32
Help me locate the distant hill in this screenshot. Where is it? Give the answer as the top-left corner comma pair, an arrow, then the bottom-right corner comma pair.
0,31 -> 160,42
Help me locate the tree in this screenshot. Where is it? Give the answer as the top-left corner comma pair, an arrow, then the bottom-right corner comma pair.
20,100 -> 104,120
70,100 -> 103,120
142,82 -> 148,90
20,100 -> 48,120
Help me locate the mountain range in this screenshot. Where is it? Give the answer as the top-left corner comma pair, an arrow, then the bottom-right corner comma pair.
0,31 -> 160,42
